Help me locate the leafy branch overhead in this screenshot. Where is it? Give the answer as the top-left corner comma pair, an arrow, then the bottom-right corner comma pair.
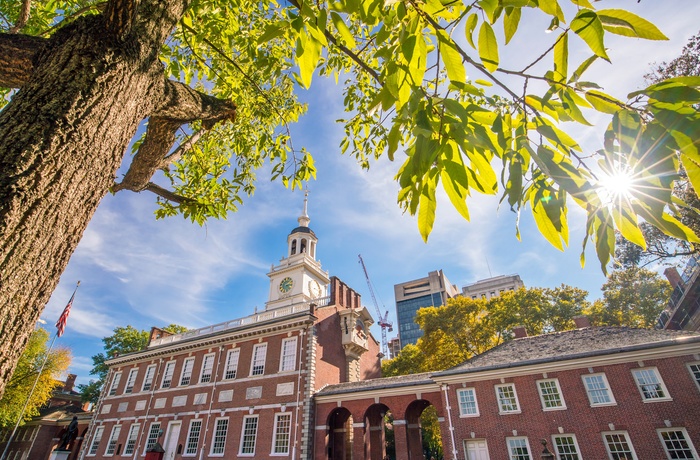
2,1 -> 699,270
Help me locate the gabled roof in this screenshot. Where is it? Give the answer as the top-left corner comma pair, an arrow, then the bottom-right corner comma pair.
314,327 -> 700,397
436,326 -> 700,377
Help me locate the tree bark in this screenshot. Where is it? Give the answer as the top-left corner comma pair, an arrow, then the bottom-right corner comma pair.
0,0 -> 233,397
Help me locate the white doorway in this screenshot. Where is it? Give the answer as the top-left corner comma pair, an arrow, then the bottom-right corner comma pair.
163,421 -> 182,460
464,439 -> 490,460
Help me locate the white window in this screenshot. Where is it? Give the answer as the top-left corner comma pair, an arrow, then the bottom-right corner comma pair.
507,437 -> 532,460
105,425 -> 121,456
602,431 -> 637,460
180,358 -> 195,386
108,372 -> 122,396
582,373 -> 616,406
456,388 -> 479,416
117,402 -> 128,412
88,426 -> 104,456
123,423 -> 139,456
495,383 -> 521,414
224,349 -> 240,379
184,420 -> 202,456
239,415 -> 258,455
200,353 -> 215,383
161,361 -> 175,388
251,343 -> 267,376
632,367 -> 671,401
279,337 -> 298,372
552,435 -> 581,460
688,362 -> 700,391
272,413 -> 292,455
124,368 -> 138,394
537,379 -> 565,410
144,422 -> 161,454
142,365 -> 156,391
210,418 -> 228,456
658,428 -> 699,460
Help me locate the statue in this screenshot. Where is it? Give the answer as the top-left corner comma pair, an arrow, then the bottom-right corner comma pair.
57,416 -> 78,451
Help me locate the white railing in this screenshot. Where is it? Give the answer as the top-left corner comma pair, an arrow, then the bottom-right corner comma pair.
149,297 -> 331,347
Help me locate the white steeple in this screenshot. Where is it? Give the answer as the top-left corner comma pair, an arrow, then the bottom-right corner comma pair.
298,189 -> 310,228
265,189 -> 329,309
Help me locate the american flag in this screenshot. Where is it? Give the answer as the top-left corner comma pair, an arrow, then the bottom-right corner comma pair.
55,283 -> 79,337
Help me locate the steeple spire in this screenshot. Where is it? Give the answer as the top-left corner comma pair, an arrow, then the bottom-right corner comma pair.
298,189 -> 310,228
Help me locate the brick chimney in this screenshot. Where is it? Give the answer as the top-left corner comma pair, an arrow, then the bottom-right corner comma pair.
63,374 -> 77,393
512,325 -> 527,338
664,267 -> 683,289
573,315 -> 591,329
148,326 -> 173,346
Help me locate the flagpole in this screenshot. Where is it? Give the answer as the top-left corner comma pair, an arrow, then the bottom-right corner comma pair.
0,281 -> 80,460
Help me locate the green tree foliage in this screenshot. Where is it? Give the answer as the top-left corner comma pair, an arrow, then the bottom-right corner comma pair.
615,31 -> 700,268
3,0 -> 700,397
382,285 -> 590,376
585,266 -> 672,328
0,329 -> 71,427
420,406 -> 443,460
79,324 -> 185,404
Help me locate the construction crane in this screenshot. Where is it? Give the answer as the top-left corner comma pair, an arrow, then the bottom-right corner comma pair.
358,254 -> 393,358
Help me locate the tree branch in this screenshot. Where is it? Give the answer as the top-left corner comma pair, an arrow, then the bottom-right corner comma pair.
0,33 -> 46,87
8,0 -> 31,34
160,129 -> 205,170
143,182 -> 195,204
113,117 -> 180,193
114,80 -> 235,194
153,79 -> 236,128
104,0 -> 139,41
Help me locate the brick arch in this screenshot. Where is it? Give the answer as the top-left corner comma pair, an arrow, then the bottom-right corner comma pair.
363,403 -> 391,460
326,406 -> 353,460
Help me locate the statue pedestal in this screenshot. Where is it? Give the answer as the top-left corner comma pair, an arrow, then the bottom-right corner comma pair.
49,450 -> 71,460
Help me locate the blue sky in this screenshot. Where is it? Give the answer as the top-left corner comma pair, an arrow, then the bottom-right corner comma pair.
37,1 -> 700,386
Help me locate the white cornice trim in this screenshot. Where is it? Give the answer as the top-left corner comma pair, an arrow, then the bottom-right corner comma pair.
106,315 -> 314,367
314,382 -> 440,403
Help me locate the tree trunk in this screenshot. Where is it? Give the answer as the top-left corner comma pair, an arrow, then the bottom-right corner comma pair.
0,13 -> 168,397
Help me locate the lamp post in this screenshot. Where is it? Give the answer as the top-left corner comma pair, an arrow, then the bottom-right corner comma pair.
540,439 -> 555,460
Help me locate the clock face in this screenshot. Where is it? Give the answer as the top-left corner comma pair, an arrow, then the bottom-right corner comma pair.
309,280 -> 321,298
279,277 -> 294,294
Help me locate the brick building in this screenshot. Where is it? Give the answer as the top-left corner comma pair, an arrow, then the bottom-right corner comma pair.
315,324 -> 700,460
0,374 -> 92,460
80,198 -> 381,460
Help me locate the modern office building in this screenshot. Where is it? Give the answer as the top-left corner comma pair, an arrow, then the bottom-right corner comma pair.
394,270 -> 460,348
462,274 -> 524,300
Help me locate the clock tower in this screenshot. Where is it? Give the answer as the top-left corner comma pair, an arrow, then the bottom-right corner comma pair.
265,192 -> 330,310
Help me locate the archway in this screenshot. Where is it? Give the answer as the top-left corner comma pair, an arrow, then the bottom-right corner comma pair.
327,407 -> 353,460
404,399 -> 443,460
364,404 -> 392,460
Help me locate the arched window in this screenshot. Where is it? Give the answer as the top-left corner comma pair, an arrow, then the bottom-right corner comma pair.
291,240 -> 297,255
300,238 -> 307,253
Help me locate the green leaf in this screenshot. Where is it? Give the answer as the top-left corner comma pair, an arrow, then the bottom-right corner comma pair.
568,54 -> 598,83
440,158 -> 471,220
531,189 -> 566,251
418,172 -> 438,242
437,30 -> 466,85
479,0 -> 499,23
553,32 -> 567,82
503,7 -> 521,45
464,13 -> 478,49
330,12 -> 357,48
612,201 -> 646,250
535,118 -> 582,151
538,0 -> 564,23
257,21 -> 288,44
597,9 -> 668,40
296,30 -> 322,89
585,90 -> 623,114
478,22 -> 499,72
571,10 -> 609,61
